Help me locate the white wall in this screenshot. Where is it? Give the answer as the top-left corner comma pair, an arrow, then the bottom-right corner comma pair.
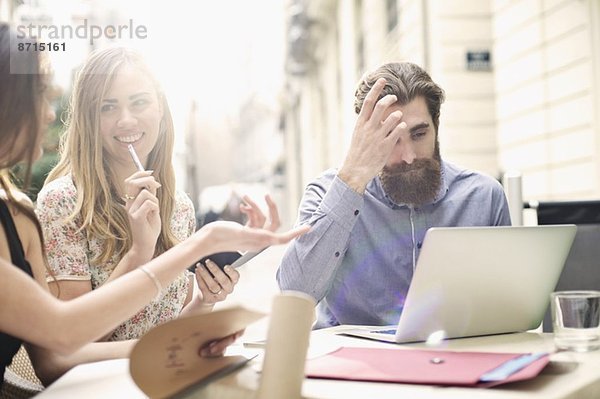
428,0 -> 498,177
0,0 -> 12,21
492,0 -> 600,201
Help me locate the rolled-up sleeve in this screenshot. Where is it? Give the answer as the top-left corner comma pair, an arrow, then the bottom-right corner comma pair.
277,171 -> 363,302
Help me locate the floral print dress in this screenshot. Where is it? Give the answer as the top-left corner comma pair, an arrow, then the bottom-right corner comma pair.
35,175 -> 196,341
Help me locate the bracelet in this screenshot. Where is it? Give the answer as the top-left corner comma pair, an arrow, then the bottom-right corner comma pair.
139,266 -> 162,301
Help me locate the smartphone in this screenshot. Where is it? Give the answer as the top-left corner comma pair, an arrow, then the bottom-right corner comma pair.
196,251 -> 242,270
192,247 -> 268,272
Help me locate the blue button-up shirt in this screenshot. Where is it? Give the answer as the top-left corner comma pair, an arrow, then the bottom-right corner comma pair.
277,161 -> 511,328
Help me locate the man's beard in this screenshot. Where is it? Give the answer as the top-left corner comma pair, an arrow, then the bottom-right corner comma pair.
379,144 -> 442,207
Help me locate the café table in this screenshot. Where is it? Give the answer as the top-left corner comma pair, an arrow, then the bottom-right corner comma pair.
37,326 -> 600,399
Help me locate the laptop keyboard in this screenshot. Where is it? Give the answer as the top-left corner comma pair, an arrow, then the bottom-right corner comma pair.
373,329 -> 397,335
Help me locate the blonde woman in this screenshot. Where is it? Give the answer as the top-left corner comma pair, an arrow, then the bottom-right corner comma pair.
0,23 -> 307,388
36,47 -> 277,341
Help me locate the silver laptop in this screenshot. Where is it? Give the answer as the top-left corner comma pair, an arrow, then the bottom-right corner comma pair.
341,225 -> 577,343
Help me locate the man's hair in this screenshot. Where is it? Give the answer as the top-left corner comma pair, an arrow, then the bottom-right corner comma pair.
46,46 -> 180,266
354,62 -> 445,133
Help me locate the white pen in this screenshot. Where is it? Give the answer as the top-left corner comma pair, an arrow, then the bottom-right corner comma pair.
127,144 -> 145,172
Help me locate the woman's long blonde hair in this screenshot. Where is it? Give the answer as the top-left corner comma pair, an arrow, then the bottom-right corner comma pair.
46,47 -> 179,265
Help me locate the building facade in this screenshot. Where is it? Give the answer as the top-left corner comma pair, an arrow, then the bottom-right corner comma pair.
281,0 -> 600,224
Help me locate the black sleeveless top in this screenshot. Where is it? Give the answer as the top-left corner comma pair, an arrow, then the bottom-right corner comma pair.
0,198 -> 34,387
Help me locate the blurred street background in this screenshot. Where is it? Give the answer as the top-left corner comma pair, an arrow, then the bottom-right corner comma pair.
3,0 -> 600,317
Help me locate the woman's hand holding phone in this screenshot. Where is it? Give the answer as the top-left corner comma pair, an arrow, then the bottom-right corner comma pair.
194,259 -> 240,305
190,194 -> 305,306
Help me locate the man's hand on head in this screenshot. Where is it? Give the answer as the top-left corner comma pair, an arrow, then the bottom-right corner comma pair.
338,78 -> 407,194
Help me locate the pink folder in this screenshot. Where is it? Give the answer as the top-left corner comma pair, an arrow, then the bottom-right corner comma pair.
305,347 -> 549,388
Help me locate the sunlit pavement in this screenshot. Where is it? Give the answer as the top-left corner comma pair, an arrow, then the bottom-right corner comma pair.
213,244 -> 289,341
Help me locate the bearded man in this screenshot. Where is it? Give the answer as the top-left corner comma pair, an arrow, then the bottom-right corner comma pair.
277,62 -> 511,328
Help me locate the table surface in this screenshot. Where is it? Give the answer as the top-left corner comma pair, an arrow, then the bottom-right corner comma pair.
38,327 -> 600,399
